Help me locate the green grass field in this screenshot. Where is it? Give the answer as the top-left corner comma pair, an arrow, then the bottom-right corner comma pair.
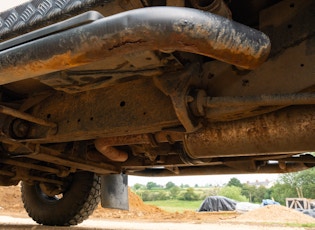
144,199 -> 203,212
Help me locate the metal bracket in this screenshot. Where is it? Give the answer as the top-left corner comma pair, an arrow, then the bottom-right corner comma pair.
0,105 -> 56,128
154,64 -> 203,132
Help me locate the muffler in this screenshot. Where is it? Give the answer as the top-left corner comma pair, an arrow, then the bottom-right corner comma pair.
184,106 -> 315,158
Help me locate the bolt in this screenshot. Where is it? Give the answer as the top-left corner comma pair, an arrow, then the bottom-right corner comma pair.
11,119 -> 29,138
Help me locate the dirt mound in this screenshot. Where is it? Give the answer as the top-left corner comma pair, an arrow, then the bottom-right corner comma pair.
233,205 -> 315,224
128,188 -> 163,213
0,185 -> 26,217
92,188 -> 167,219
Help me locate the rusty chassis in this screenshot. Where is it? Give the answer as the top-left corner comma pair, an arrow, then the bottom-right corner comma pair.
0,0 -> 313,188
0,7 -> 270,85
0,0 -> 315,226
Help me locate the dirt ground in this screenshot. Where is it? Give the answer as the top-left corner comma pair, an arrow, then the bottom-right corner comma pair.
0,185 -> 314,227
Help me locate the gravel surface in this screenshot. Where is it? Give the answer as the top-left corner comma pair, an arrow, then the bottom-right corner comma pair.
0,216 -> 308,230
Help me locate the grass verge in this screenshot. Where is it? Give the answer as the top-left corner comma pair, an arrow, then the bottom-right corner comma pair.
144,199 -> 202,212
285,223 -> 315,228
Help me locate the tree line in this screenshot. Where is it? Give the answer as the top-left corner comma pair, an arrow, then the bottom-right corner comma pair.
132,167 -> 315,205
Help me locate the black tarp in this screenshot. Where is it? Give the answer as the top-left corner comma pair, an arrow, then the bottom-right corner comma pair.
299,209 -> 315,218
198,196 -> 237,212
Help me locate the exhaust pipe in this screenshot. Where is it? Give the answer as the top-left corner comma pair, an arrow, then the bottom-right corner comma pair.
184,106 -> 315,159
0,7 -> 270,85
94,139 -> 129,162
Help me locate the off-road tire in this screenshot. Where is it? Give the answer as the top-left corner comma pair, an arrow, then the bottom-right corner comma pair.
21,171 -> 101,226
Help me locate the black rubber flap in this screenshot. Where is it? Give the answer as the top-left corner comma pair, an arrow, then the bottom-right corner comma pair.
100,174 -> 129,210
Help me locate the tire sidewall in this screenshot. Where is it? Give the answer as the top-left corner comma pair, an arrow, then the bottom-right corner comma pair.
21,171 -> 98,226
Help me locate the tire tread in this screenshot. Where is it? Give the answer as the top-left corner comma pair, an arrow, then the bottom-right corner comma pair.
21,172 -> 101,226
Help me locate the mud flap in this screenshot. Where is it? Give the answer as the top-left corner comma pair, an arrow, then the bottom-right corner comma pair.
100,174 -> 129,210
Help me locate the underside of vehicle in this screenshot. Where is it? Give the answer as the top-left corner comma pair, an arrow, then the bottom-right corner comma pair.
0,0 -> 314,226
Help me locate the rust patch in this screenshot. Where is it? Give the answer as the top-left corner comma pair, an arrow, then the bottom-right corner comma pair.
107,39 -> 147,51
0,7 -> 271,85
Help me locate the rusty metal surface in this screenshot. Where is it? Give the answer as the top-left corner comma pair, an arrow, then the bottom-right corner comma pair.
154,64 -> 203,132
127,163 -> 310,177
203,35 -> 315,121
0,105 -> 56,128
205,93 -> 315,108
94,143 -> 128,162
26,153 -> 118,175
39,51 -> 181,94
184,106 -> 315,158
0,158 -> 61,175
120,152 -> 315,172
260,0 -> 315,57
94,134 -> 156,146
93,132 -> 184,147
24,144 -> 119,174
189,91 -> 315,120
0,7 -> 270,86
205,0 -> 315,97
207,38 -> 314,98
27,78 -> 179,142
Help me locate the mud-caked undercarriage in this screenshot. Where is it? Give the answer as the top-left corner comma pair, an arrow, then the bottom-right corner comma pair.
0,0 -> 314,226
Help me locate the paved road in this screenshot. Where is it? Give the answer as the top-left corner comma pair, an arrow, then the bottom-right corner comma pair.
0,216 -> 305,230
